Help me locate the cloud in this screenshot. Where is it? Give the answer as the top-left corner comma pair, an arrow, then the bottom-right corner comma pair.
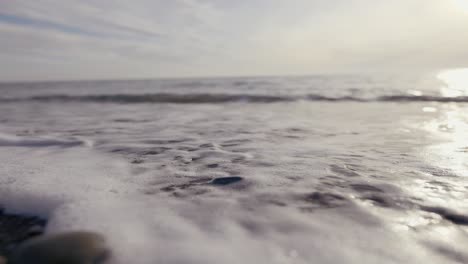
0,0 -> 468,80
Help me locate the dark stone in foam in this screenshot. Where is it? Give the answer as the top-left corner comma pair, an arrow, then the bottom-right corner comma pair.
211,177 -> 243,185
9,231 -> 109,264
0,210 -> 47,257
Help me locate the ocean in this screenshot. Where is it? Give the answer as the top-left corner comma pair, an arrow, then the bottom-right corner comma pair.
1,72 -> 467,263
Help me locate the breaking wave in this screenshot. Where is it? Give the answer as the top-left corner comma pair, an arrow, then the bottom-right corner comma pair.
0,134 -> 87,148
1,93 -> 468,104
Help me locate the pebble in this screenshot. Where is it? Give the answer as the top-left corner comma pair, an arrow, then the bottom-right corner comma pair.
9,231 -> 109,264
211,176 -> 243,185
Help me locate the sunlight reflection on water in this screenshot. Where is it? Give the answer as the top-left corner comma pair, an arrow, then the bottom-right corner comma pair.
437,68 -> 468,97
415,70 -> 468,209
426,69 -> 468,177
423,105 -> 468,177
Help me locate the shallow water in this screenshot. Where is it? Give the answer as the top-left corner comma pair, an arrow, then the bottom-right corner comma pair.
0,74 -> 468,263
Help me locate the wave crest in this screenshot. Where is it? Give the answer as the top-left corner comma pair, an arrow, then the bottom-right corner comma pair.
1,93 -> 468,104
0,134 -> 86,148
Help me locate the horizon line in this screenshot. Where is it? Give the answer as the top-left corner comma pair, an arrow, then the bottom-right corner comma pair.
0,69 -> 448,85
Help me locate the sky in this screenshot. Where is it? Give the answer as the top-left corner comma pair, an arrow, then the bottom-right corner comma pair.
1,0 -> 468,81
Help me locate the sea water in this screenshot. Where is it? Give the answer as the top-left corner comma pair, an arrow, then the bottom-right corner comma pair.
0,72 -> 467,263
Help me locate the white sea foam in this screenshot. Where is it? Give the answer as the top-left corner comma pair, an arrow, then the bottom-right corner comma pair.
0,141 -> 453,264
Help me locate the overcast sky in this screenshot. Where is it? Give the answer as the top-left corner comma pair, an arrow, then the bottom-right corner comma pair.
1,0 -> 468,81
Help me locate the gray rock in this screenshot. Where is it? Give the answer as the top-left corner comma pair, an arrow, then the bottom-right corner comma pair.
9,231 -> 109,264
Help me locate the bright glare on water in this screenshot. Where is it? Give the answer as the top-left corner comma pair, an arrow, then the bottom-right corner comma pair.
437,68 -> 468,97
